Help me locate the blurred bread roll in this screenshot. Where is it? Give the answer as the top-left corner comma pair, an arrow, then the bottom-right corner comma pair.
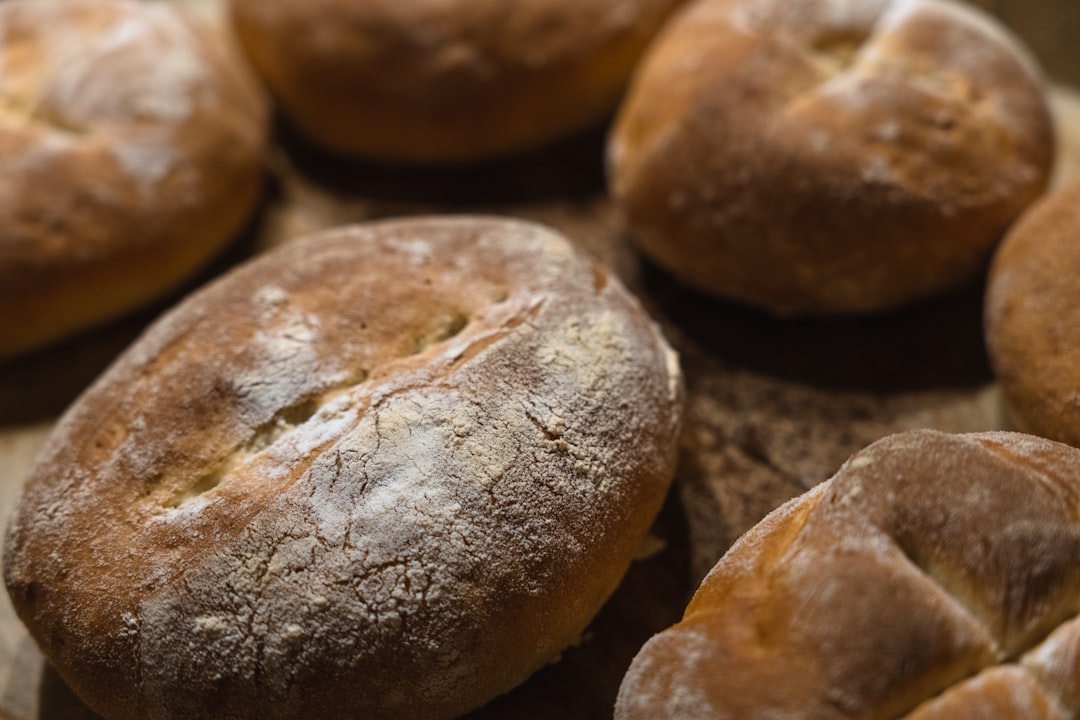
229,0 -> 684,163
609,0 -> 1054,315
0,0 -> 268,359
986,178 -> 1080,447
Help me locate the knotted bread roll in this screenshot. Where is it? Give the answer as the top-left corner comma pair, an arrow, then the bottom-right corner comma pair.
617,430 -> 1080,719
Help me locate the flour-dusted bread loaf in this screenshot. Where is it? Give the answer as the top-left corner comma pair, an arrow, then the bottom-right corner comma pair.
0,0 -> 267,359
228,0 -> 684,163
4,217 -> 684,720
986,178 -> 1080,449
616,430 -> 1080,719
609,0 -> 1055,315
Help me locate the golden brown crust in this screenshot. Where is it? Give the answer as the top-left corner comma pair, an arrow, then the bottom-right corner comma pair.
906,667 -> 1071,719
0,0 -> 268,359
609,0 -> 1055,315
986,178 -> 1080,448
1023,617 -> 1080,712
615,430 -> 1080,719
4,217 -> 683,720
228,0 -> 683,163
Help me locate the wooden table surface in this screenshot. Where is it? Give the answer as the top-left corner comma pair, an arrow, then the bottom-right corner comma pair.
1,2 -> 1079,718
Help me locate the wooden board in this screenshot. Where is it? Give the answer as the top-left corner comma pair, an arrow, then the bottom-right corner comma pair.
1,7 -> 1079,718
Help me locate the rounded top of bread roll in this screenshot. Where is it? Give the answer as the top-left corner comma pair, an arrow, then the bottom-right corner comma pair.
4,216 -> 683,720
0,0 -> 267,358
616,429 -> 1080,718
986,178 -> 1080,448
229,0 -> 684,162
609,0 -> 1054,315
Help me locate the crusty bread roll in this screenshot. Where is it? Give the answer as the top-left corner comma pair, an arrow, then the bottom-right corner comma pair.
0,0 -> 267,359
228,0 -> 684,163
4,217 -> 684,720
986,178 -> 1080,448
616,430 -> 1080,719
609,0 -> 1055,315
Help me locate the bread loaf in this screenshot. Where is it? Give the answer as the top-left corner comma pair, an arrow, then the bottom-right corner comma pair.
0,0 -> 267,359
986,178 -> 1080,448
609,0 -> 1055,314
229,0 -> 684,163
616,430 -> 1080,718
4,217 -> 683,720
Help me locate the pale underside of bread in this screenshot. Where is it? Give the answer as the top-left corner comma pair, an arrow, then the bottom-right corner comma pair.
616,429 -> 1080,719
4,217 -> 683,720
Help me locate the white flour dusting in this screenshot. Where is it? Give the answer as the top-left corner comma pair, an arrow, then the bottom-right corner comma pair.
4,218 -> 683,719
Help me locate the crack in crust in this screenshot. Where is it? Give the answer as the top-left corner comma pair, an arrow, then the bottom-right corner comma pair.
157,309 -> 474,510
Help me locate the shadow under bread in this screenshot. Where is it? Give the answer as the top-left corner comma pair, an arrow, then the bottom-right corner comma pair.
638,256 -> 993,395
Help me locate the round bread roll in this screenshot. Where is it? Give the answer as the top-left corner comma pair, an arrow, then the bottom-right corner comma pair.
3,217 -> 684,720
616,429 -> 1080,719
986,179 -> 1080,448
228,0 -> 684,163
0,0 -> 267,359
609,0 -> 1055,315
